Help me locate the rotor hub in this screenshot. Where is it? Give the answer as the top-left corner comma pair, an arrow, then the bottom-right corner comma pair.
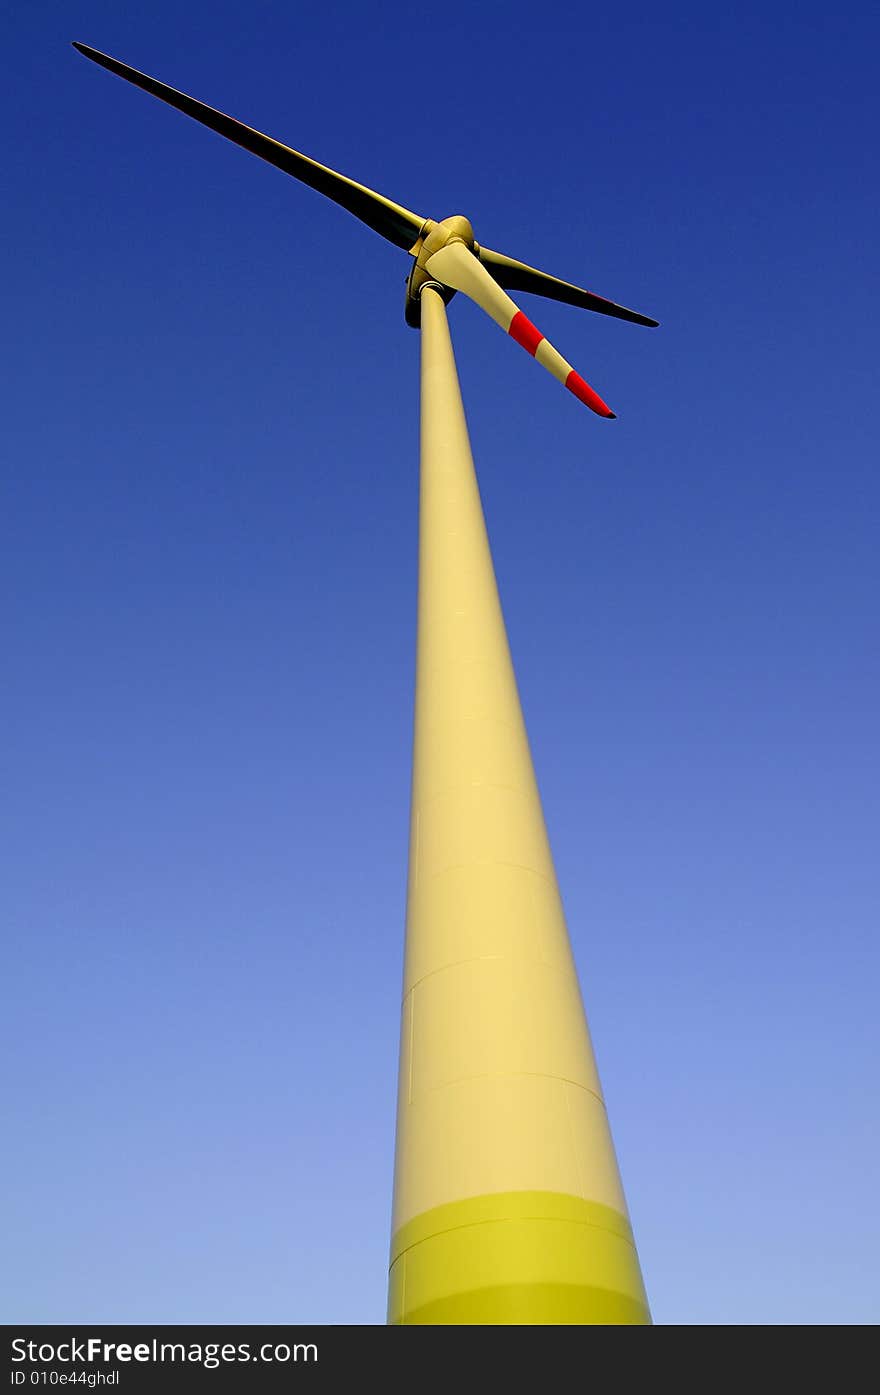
435,215 -> 474,248
405,215 -> 479,327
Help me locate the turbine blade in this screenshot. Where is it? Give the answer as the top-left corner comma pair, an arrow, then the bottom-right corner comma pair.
72,43 -> 426,251
424,241 -> 616,418
478,245 -> 659,328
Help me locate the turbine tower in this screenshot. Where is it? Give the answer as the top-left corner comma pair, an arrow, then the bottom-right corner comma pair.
73,43 -> 657,1325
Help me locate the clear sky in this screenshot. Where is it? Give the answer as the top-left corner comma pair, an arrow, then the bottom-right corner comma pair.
3,0 -> 878,1325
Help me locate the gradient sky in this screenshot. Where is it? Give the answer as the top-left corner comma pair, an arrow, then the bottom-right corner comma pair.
3,1 -> 878,1325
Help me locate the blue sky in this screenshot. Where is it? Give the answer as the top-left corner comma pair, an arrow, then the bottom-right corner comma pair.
3,0 -> 878,1324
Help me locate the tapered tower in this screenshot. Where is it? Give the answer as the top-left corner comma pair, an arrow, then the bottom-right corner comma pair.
388,287 -> 650,1325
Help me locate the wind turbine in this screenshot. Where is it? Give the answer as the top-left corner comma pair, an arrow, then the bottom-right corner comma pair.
74,42 -> 657,1325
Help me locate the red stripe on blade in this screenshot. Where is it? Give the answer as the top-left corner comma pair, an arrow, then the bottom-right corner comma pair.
508,311 -> 544,357
565,370 -> 615,418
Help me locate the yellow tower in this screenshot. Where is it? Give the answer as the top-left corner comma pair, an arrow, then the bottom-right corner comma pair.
388,287 -> 650,1325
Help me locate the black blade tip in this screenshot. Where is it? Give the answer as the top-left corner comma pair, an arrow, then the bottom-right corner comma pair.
72,42 -> 109,65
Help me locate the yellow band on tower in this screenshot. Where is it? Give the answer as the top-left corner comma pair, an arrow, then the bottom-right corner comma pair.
388,287 -> 649,1324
